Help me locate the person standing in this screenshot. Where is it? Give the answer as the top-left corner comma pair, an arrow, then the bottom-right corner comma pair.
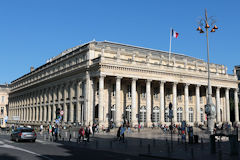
85,126 -> 90,142
92,124 -> 95,137
54,125 -> 58,142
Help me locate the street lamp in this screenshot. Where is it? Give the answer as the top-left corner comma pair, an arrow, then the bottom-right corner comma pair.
196,9 -> 218,135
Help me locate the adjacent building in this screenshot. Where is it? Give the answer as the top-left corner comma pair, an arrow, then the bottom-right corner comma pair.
0,84 -> 10,128
7,41 -> 239,127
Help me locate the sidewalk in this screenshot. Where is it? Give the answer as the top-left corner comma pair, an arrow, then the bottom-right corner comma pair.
36,128 -> 239,160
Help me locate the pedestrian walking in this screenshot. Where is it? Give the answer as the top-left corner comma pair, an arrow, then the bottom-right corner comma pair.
92,124 -> 95,137
78,127 -> 85,142
85,126 -> 90,142
120,125 -> 125,143
54,125 -> 58,142
117,126 -> 121,141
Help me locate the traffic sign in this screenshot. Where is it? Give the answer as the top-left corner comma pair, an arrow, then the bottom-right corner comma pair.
60,110 -> 64,115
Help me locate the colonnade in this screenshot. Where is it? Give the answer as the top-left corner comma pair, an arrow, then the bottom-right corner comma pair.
8,75 -> 239,127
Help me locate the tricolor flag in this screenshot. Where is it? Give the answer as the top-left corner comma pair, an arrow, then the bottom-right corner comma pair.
172,29 -> 179,38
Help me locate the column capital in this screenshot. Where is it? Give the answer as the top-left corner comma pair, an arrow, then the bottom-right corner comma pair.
99,74 -> 106,78
196,84 -> 201,87
225,87 -> 230,91
173,82 -> 178,85
216,86 -> 221,90
160,80 -> 166,84
185,83 -> 190,87
116,76 -> 122,80
146,79 -> 152,83
132,77 -> 138,81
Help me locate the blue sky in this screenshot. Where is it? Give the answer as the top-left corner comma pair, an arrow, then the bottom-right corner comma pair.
0,0 -> 239,84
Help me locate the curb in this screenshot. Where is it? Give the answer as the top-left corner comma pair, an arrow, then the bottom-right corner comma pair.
139,154 -> 184,160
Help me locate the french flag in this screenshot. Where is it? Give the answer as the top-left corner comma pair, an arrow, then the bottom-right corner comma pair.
172,29 -> 179,38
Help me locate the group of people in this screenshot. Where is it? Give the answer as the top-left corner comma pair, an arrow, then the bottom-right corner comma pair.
78,124 -> 98,142
47,124 -> 60,141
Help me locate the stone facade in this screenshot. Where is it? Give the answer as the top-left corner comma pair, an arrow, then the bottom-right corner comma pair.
8,41 -> 239,127
0,85 -> 10,128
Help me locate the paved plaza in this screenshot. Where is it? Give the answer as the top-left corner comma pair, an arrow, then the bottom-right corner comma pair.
21,127 -> 239,160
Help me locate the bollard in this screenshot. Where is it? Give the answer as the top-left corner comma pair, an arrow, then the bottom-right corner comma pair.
218,149 -> 222,160
139,139 -> 142,147
191,148 -> 194,160
153,139 -> 156,148
147,144 -> 151,154
48,135 -> 51,142
178,137 -> 180,144
69,134 -> 72,142
96,140 -> 99,149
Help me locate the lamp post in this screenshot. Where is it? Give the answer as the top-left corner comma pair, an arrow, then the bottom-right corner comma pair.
197,9 -> 218,135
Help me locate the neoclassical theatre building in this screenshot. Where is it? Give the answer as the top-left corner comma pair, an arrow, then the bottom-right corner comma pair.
8,41 -> 239,127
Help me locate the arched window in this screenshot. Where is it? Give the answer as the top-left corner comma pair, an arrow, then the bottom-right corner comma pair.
177,107 -> 183,122
125,105 -> 132,122
164,107 -> 169,122
152,106 -> 160,122
189,107 -> 194,122
139,106 -> 146,123
110,105 -> 116,122
200,108 -> 204,122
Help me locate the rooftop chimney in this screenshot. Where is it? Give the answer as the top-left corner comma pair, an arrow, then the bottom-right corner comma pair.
30,66 -> 34,72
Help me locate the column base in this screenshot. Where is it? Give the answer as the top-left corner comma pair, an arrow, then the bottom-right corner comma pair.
131,121 -> 138,128
146,122 -> 152,128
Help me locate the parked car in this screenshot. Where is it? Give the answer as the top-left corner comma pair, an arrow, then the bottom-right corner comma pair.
10,127 -> 37,142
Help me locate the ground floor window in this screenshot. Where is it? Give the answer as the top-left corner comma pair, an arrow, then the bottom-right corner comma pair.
125,105 -> 132,122
177,107 -> 183,122
110,105 -> 116,122
139,106 -> 146,123
189,107 -> 194,122
200,108 -> 204,122
164,108 -> 169,122
152,106 -> 160,122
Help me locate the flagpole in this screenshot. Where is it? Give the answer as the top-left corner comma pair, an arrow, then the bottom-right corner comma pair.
169,28 -> 172,65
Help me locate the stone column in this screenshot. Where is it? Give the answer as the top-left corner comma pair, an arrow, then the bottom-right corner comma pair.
184,84 -> 189,122
225,88 -> 230,123
196,85 -> 201,124
39,106 -> 42,122
172,82 -> 177,123
76,81 -> 81,123
52,87 -> 56,121
29,107 -> 32,122
98,75 -> 105,126
32,107 -> 35,122
115,76 -> 122,127
146,79 -> 152,127
63,84 -> 68,123
234,88 -> 239,123
36,106 -> 39,122
131,78 -> 138,127
69,83 -> 74,123
26,107 -> 29,122
216,87 -> 221,123
160,81 -> 165,123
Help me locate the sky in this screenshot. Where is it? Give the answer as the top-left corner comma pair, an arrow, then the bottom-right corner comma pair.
0,0 -> 239,84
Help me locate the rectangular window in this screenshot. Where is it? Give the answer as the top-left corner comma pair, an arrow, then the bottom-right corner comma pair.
154,87 -> 159,98
112,84 -> 116,97
1,96 -> 4,103
127,84 -> 131,98
1,107 -> 3,115
141,86 -> 146,98
0,119 -> 3,125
